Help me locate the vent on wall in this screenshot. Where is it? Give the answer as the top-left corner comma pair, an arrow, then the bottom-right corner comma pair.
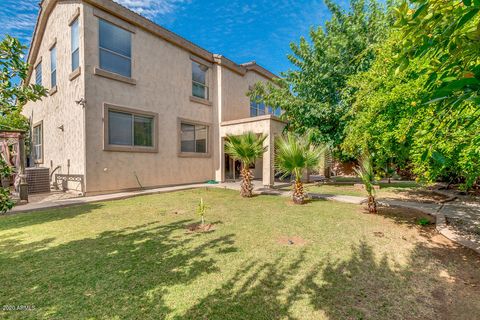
26,167 -> 50,194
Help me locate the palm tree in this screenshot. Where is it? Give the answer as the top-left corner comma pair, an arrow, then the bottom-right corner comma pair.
275,131 -> 325,204
354,156 -> 377,213
225,132 -> 268,197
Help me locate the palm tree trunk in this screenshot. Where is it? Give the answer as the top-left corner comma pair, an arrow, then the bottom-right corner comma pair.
368,195 -> 377,214
292,179 -> 305,204
240,166 -> 253,197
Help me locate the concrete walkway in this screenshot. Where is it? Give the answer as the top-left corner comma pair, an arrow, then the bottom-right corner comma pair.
378,198 -> 480,254
10,183 -> 212,214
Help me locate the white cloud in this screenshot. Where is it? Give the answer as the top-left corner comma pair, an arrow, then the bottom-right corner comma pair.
0,0 -> 189,44
0,0 -> 38,43
113,0 -> 190,19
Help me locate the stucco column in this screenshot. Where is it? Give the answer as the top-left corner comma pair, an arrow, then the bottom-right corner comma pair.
262,133 -> 274,188
215,137 -> 225,182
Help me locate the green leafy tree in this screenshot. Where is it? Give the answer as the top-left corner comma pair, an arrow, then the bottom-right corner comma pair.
249,0 -> 393,149
0,188 -> 14,214
0,35 -> 47,213
392,0 -> 480,188
1,35 -> 47,119
275,131 -> 325,204
224,132 -> 268,198
345,30 -> 480,188
343,31 -> 428,172
0,111 -> 29,130
395,0 -> 480,108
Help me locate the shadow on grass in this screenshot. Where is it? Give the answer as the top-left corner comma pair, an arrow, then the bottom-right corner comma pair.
0,203 -> 105,231
1,218 -> 479,319
375,206 -> 436,230
0,219 -> 238,319
177,241 -> 480,320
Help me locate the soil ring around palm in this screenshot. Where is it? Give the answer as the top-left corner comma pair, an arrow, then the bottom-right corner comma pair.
185,223 -> 215,233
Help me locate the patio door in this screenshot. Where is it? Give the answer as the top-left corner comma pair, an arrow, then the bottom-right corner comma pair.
225,155 -> 241,181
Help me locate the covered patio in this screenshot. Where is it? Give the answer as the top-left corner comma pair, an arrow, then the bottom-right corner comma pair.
215,115 -> 287,187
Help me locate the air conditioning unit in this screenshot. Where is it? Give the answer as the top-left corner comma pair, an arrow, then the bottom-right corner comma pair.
26,167 -> 50,194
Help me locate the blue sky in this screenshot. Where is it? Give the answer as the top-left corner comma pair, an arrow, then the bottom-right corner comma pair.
0,0 -> 341,75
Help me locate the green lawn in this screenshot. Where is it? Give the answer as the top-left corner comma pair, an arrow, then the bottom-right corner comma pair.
304,181 -> 422,198
0,188 -> 479,319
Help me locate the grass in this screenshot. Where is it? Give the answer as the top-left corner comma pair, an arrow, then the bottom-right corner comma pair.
303,181 -> 423,199
0,188 -> 479,319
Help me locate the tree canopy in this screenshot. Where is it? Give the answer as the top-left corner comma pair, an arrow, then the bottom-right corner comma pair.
249,0 -> 393,148
250,0 -> 479,188
0,35 -> 47,129
344,29 -> 480,188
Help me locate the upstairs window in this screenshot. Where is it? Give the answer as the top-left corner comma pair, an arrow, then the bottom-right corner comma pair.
192,62 -> 208,100
71,17 -> 80,71
35,62 -> 42,85
32,123 -> 43,163
181,122 -> 208,153
250,99 -> 282,117
50,46 -> 57,88
274,107 -> 282,116
250,100 -> 265,117
99,19 -> 132,78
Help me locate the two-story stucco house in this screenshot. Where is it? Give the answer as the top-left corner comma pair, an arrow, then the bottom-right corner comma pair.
23,0 -> 286,195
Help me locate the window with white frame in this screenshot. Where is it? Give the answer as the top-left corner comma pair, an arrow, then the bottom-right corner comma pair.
180,122 -> 208,153
108,109 -> 154,147
32,123 -> 43,163
50,46 -> 57,88
35,62 -> 42,85
71,17 -> 80,71
99,19 -> 132,78
192,62 -> 208,100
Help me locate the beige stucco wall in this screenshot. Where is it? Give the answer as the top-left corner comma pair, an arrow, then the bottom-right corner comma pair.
22,1 -> 86,192
23,0 -> 281,195
82,4 -> 216,194
221,68 -> 272,122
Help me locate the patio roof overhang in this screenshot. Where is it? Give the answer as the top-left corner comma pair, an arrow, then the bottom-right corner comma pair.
218,115 -> 287,187
220,114 -> 286,136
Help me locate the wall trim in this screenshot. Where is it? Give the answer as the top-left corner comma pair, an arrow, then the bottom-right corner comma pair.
68,7 -> 81,26
93,7 -> 136,33
94,67 -> 137,85
190,54 -> 212,68
189,96 -> 212,106
69,67 -> 82,81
